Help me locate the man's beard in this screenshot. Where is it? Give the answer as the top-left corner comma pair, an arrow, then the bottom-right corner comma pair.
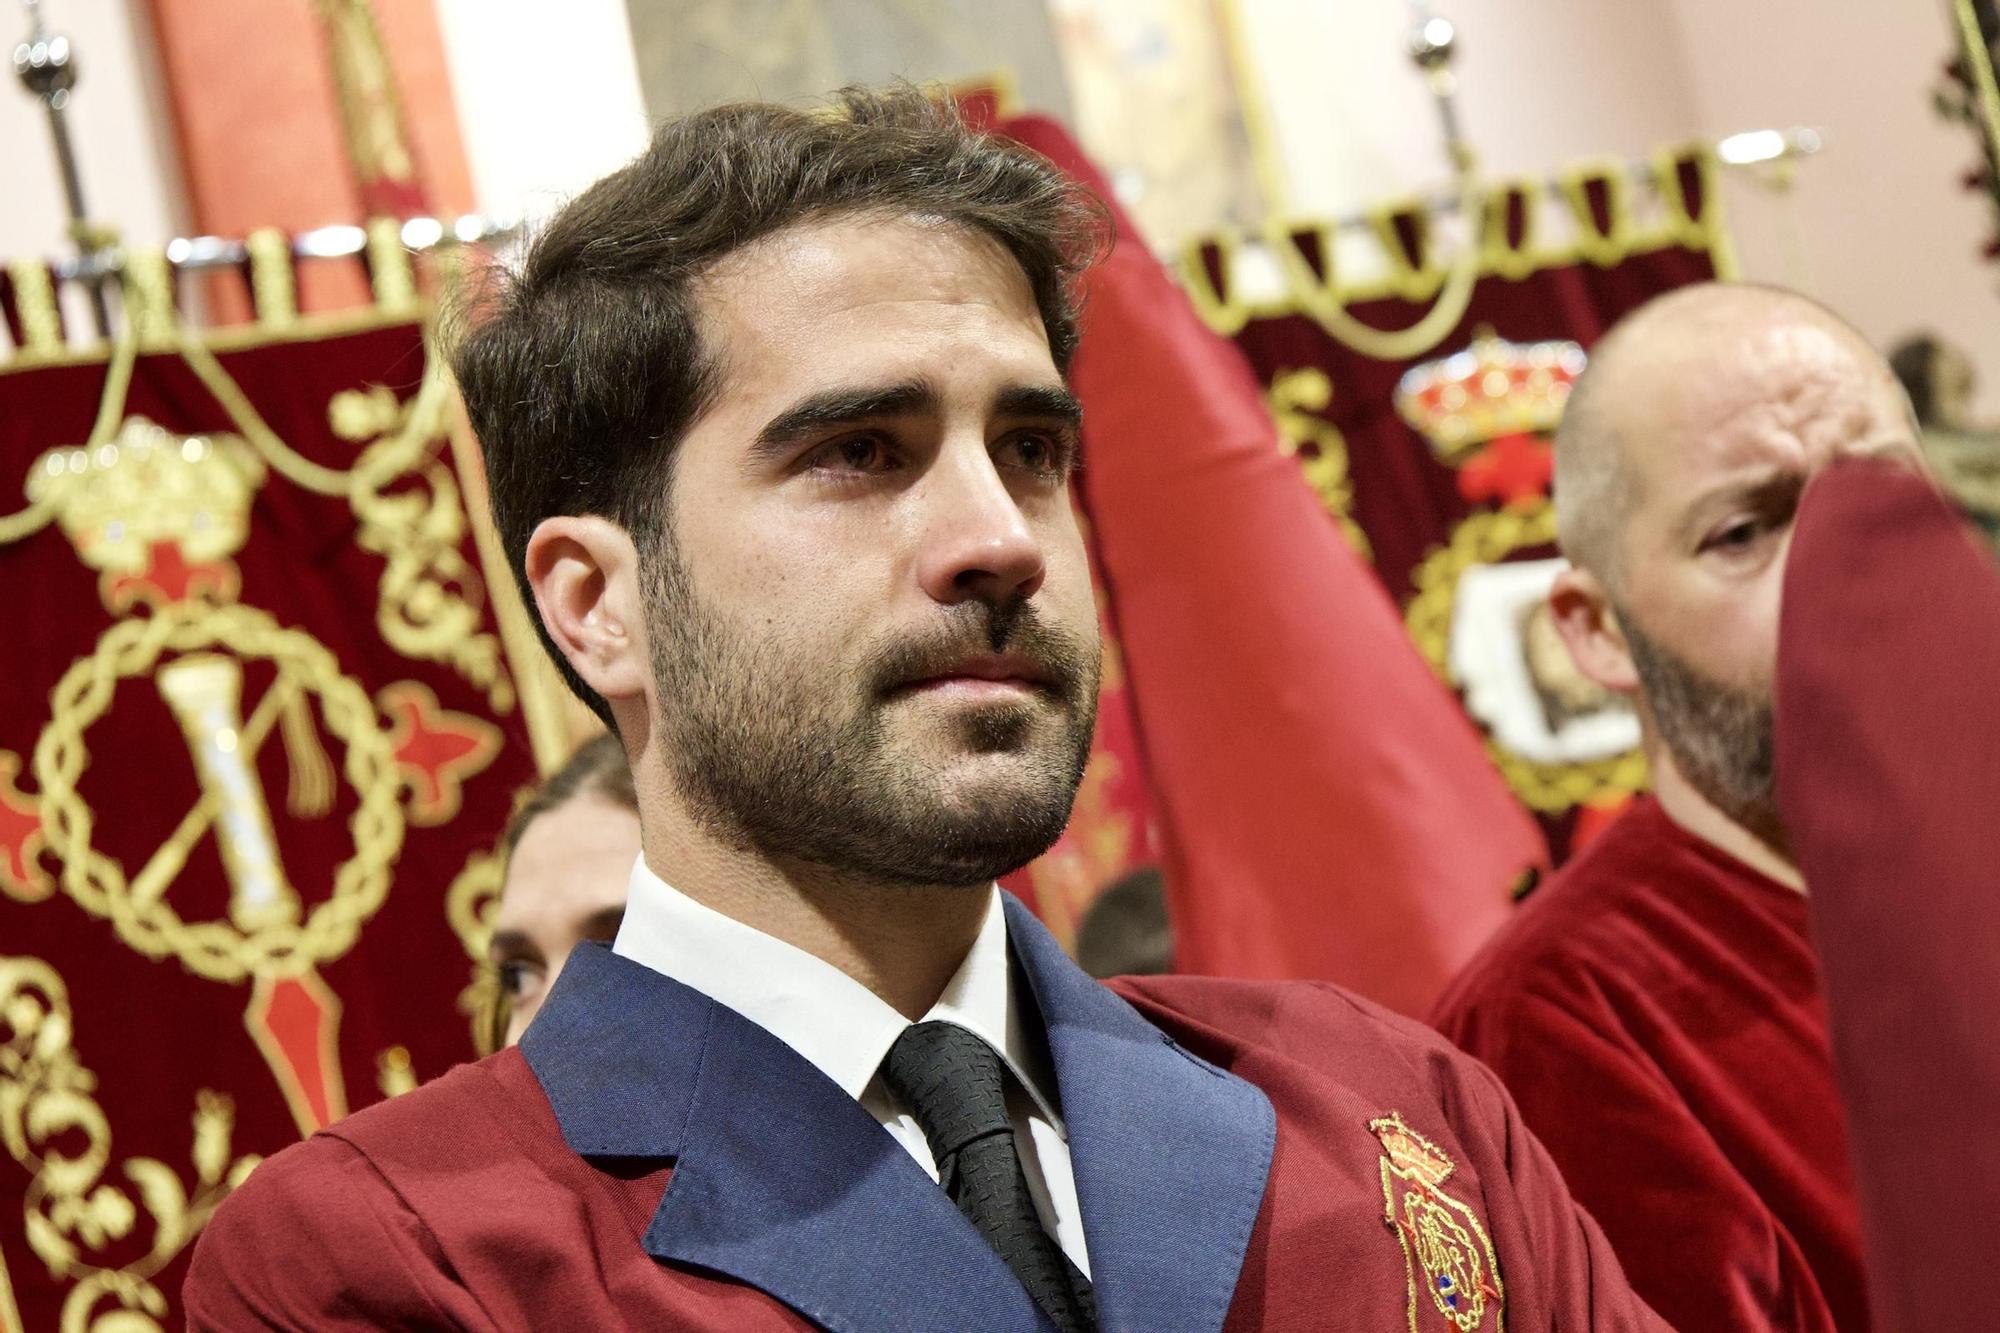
644,541 -> 1100,888
1618,607 -> 1786,854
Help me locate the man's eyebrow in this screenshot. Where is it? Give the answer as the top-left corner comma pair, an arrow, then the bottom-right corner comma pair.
488,929 -> 533,960
753,380 -> 940,453
994,384 -> 1083,427
1677,468 -> 1807,540
579,906 -> 627,940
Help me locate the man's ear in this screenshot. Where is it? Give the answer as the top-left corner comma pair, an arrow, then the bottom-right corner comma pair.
1548,564 -> 1641,695
525,516 -> 651,711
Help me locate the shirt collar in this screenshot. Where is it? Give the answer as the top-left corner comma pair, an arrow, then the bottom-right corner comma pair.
612,857 -> 1063,1129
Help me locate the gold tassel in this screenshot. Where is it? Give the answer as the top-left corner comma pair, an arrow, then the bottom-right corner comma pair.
279,685 -> 335,818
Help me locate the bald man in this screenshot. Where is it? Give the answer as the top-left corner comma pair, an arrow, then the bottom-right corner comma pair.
1431,283 -> 1926,1333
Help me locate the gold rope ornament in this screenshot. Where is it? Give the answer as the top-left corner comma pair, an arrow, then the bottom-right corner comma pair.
33,601 -> 404,982
1,955 -> 258,1333
1404,497 -> 1648,813
1273,161 -> 1486,363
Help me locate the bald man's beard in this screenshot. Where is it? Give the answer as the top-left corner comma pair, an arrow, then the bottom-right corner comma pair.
1618,611 -> 1787,856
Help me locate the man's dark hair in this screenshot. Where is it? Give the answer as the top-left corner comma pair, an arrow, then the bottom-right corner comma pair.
452,84 -> 1106,725
500,732 -> 636,862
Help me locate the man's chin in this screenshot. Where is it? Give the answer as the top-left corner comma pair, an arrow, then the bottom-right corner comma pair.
925,749 -> 1080,813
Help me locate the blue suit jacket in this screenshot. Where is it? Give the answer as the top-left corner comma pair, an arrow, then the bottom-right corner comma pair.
185,895 -> 1664,1330
518,895 -> 1276,1332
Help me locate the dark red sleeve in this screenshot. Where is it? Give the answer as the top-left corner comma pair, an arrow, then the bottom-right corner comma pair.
183,1135 -> 498,1331
1441,1041 -> 1672,1332
1776,458 -> 2000,1333
1441,991 -> 1792,1332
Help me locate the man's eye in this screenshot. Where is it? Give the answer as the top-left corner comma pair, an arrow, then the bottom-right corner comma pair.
496,959 -> 543,1001
809,435 -> 897,474
1703,518 -> 1763,552
997,431 -> 1073,479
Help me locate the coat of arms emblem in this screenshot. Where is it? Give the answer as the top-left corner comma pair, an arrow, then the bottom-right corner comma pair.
1370,1111 -> 1505,1332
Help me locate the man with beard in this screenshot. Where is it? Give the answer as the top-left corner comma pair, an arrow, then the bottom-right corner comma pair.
185,88 -> 1661,1331
1432,282 -> 1928,1333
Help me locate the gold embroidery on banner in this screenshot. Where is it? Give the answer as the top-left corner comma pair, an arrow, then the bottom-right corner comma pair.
1,955 -> 259,1332
1265,368 -> 1371,557
4,260 -> 62,361
33,600 -> 404,982
121,249 -> 177,350
156,656 -> 303,931
1178,145 -> 1731,338
244,228 -> 299,328
329,379 -> 515,712
444,846 -> 506,1054
375,1046 -> 417,1100
24,418 -> 261,611
364,218 -> 420,316
1404,499 -> 1649,813
441,399 -> 582,774
2,340 -> 517,712
1369,1111 -> 1504,1333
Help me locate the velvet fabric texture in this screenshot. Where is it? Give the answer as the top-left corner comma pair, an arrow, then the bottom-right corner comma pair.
1432,798 -> 1866,1333
1776,460 -> 2000,1333
0,322 -> 541,1329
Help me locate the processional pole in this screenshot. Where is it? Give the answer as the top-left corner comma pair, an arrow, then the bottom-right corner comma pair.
13,0 -> 112,338
1404,1 -> 1474,174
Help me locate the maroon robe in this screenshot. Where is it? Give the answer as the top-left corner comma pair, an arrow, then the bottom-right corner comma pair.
1776,458 -> 2000,1333
185,899 -> 1660,1331
1432,798 -> 1864,1333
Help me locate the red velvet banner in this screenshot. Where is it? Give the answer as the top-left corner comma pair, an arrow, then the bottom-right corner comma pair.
0,316 -> 541,1329
1186,157 -> 1726,862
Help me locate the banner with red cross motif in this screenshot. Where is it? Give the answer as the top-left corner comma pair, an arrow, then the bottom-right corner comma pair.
0,311 -> 546,1331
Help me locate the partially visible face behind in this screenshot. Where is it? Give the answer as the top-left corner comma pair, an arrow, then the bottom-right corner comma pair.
490,795 -> 643,1047
1603,305 -> 1923,844
640,216 -> 1101,887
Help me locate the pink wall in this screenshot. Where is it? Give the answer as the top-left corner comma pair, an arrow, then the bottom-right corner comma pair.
1665,0 -> 2000,412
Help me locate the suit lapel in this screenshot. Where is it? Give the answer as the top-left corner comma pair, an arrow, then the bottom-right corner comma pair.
522,944 -> 1047,1333
1004,897 -> 1276,1333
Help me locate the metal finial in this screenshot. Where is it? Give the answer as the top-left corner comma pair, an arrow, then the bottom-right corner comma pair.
1405,5 -> 1471,173
13,0 -> 76,106
14,0 -> 111,338
1407,13 -> 1457,74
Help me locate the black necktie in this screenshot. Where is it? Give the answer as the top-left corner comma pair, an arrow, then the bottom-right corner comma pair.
881,1021 -> 1097,1332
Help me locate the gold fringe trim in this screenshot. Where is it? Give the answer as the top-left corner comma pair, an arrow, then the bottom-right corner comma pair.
246,227 -> 299,328
1180,143 -> 1731,339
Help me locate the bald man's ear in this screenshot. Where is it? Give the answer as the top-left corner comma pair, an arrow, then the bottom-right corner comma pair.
525,516 -> 651,713
1548,565 -> 1641,696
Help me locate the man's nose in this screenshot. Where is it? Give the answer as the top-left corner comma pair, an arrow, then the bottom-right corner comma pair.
914,445 -> 1047,608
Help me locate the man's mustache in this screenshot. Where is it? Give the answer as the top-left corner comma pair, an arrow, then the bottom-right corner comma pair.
866,600 -> 1098,702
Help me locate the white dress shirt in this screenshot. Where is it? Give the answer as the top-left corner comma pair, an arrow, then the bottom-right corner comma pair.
612,858 -> 1091,1276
